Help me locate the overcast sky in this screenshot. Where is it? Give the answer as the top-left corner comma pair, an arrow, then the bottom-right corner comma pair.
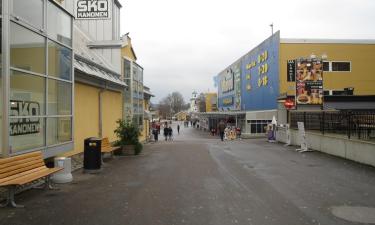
119,0 -> 375,103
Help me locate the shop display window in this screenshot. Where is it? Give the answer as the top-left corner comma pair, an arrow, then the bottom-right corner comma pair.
47,1 -> 72,46
47,117 -> 72,145
48,40 -> 72,80
48,79 -> 72,115
10,22 -> 46,74
12,0 -> 43,29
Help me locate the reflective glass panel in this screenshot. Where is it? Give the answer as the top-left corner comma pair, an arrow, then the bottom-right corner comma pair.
48,79 -> 72,115
10,22 -> 45,74
47,117 -> 72,145
10,70 -> 45,116
47,2 -> 72,46
9,117 -> 45,153
12,0 -> 43,29
48,40 -> 72,80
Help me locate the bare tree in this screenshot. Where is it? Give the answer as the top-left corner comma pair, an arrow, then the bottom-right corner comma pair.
157,91 -> 186,119
197,93 -> 206,112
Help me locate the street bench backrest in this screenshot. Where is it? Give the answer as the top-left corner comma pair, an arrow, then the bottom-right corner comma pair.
0,151 -> 46,180
101,137 -> 111,151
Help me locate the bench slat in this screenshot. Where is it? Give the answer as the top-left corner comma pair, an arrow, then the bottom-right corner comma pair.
0,152 -> 42,165
0,157 -> 44,175
0,155 -> 43,170
1,167 -> 62,186
0,166 -> 47,185
0,162 -> 46,179
101,137 -> 119,153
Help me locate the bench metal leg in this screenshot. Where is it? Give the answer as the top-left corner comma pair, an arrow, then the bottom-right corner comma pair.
0,186 -> 24,208
45,176 -> 59,190
34,176 -> 59,190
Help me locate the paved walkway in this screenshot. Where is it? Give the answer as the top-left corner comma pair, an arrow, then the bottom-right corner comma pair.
1,122 -> 375,225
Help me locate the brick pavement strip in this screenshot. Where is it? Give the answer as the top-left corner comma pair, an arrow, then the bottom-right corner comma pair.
1,124 -> 375,225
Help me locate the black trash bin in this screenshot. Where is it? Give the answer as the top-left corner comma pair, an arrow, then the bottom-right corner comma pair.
84,137 -> 102,172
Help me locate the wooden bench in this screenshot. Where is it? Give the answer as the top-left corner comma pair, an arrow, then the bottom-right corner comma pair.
101,137 -> 120,157
0,151 -> 62,208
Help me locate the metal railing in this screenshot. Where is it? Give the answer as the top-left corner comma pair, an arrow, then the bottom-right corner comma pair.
290,110 -> 375,141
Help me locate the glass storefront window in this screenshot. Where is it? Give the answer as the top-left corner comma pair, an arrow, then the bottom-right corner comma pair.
124,59 -> 131,79
47,2 -> 72,46
48,40 -> 72,80
9,118 -> 45,153
12,0 -> 43,29
47,117 -> 72,145
10,22 -> 46,74
10,70 -> 45,115
48,79 -> 72,115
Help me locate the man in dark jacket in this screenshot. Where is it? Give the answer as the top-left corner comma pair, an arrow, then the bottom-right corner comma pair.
218,120 -> 226,141
164,126 -> 168,141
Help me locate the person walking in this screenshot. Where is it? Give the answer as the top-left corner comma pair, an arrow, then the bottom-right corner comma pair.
167,126 -> 173,141
164,126 -> 168,141
152,128 -> 158,142
218,120 -> 226,141
177,124 -> 180,134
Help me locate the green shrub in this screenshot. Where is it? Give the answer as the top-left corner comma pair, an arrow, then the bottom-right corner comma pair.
134,142 -> 143,155
114,119 -> 140,146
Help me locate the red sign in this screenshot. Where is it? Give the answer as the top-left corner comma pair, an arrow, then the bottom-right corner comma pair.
284,98 -> 295,110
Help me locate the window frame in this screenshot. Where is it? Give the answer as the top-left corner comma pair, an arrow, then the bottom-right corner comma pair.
4,0 -> 74,156
323,61 -> 352,73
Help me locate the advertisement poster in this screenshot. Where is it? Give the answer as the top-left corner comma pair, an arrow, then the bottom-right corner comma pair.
296,59 -> 323,105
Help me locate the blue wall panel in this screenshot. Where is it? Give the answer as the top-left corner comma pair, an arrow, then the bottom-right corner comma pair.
241,32 -> 280,111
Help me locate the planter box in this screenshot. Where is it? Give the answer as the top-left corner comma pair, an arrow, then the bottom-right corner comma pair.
118,145 -> 136,156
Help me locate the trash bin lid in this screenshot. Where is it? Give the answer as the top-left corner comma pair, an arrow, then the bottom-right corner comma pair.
84,137 -> 102,141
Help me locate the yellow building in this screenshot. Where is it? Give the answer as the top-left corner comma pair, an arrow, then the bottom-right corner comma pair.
69,25 -> 126,156
121,34 -> 151,142
279,39 -> 375,97
205,93 -> 218,112
174,111 -> 188,121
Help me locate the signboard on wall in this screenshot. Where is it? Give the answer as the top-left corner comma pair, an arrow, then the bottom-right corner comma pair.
10,100 -> 41,136
296,59 -> 323,105
287,60 -> 296,82
75,0 -> 112,20
220,69 -> 234,93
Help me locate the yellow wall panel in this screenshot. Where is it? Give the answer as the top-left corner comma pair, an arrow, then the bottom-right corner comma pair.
279,43 -> 375,96
68,83 -> 100,156
102,90 -> 122,143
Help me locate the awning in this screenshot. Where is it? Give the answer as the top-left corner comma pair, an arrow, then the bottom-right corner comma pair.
74,55 -> 126,87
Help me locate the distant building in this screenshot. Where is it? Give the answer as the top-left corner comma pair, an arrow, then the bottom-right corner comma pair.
174,111 -> 189,121
189,91 -> 198,112
205,93 -> 218,112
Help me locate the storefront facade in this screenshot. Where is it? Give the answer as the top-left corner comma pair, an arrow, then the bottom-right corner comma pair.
71,0 -> 125,155
1,0 -> 74,158
215,31 -> 375,136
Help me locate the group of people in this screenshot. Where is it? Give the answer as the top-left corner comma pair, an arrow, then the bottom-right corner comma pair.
152,122 -> 181,142
216,120 -> 241,141
163,126 -> 173,141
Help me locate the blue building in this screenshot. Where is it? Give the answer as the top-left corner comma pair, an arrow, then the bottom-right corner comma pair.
215,32 -> 280,136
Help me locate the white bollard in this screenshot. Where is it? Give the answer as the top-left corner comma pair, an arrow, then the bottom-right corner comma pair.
52,157 -> 73,183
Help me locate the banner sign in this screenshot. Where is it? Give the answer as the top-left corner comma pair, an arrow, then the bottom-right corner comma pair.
287,60 -> 296,82
10,100 -> 41,136
296,59 -> 323,105
75,0 -> 111,20
220,69 -> 234,93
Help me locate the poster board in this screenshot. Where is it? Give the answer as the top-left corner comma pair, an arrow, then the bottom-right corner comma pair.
296,59 -> 323,106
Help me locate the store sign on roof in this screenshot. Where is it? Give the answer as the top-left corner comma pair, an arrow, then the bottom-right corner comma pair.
75,0 -> 111,20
